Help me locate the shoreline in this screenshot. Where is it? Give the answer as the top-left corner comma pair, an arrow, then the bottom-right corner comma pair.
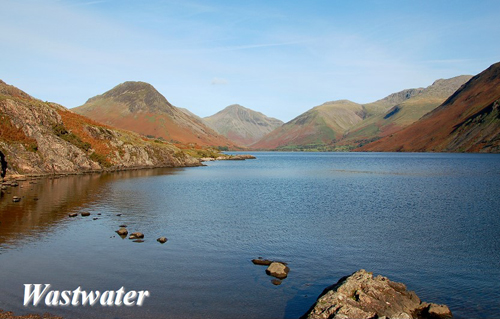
1,154 -> 256,182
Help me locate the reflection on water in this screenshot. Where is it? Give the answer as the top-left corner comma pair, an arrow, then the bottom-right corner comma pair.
0,168 -> 181,249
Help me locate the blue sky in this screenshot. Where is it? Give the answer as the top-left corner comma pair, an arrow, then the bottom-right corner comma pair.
1,0 -> 499,122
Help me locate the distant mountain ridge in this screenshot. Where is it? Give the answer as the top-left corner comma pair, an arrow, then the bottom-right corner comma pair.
340,75 -> 473,146
203,104 -> 283,146
74,81 -> 236,148
251,75 -> 472,151
359,62 -> 500,152
251,99 -> 365,151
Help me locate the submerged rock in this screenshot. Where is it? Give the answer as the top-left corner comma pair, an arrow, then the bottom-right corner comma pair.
271,279 -> 282,286
302,269 -> 452,319
157,237 -> 168,244
129,232 -> 144,239
266,262 -> 290,279
116,228 -> 128,236
252,257 -> 273,266
12,196 -> 21,202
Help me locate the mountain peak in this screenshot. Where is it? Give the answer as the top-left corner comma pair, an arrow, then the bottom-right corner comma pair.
74,82 -> 236,147
84,81 -> 174,114
204,104 -> 283,146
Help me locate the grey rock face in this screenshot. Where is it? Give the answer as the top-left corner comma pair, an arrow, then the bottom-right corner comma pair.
302,269 -> 452,319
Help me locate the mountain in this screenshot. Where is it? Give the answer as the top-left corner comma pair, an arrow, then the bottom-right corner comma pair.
203,104 -> 283,146
340,75 -> 473,147
252,75 -> 472,151
359,62 -> 500,152
362,87 -> 425,116
0,80 -> 199,176
251,100 -> 365,151
73,81 -> 236,148
178,107 -> 203,122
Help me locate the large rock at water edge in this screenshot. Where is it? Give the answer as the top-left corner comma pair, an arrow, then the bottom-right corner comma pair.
266,262 -> 290,279
302,269 -> 452,319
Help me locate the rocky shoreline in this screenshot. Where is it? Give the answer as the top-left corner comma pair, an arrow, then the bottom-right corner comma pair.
0,153 -> 256,182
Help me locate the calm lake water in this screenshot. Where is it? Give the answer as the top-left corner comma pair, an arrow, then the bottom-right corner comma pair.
0,152 -> 499,318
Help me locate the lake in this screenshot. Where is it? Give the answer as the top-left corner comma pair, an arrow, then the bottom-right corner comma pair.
0,152 -> 499,318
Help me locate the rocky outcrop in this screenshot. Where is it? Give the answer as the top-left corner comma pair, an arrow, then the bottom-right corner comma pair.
0,80 -> 201,177
216,154 -> 256,160
302,269 -> 452,319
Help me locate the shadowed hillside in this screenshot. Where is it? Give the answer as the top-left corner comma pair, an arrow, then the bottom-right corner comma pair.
359,62 -> 500,152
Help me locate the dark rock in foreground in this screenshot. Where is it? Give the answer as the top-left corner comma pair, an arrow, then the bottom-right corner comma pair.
302,269 -> 452,319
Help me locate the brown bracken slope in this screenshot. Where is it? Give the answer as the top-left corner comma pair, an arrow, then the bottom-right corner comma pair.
73,82 -> 237,148
358,62 -> 500,152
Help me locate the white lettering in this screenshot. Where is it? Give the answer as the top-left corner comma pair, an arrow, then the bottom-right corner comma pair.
22,285 -> 150,307
45,291 -> 60,307
123,291 -> 137,306
81,290 -> 101,306
23,284 -> 51,306
114,287 -> 125,306
59,290 -> 71,306
71,286 -> 82,306
100,290 -> 115,306
136,291 -> 150,306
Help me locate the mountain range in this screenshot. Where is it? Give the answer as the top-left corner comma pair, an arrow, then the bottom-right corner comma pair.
2,61 -> 499,167
73,82 -> 236,148
251,75 -> 473,151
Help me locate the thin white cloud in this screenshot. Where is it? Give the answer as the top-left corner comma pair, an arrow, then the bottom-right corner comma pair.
211,78 -> 228,85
